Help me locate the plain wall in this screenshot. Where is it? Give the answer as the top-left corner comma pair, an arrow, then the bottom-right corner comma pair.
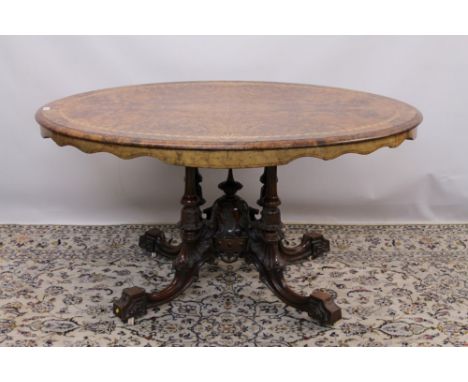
1,36 -> 467,224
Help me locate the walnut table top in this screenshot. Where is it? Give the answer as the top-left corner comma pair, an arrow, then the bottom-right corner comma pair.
36,81 -> 422,168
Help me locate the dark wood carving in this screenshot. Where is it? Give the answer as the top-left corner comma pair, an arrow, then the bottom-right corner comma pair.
114,167 -> 341,325
206,169 -> 251,263
139,228 -> 181,259
246,167 -> 341,324
113,167 -> 214,322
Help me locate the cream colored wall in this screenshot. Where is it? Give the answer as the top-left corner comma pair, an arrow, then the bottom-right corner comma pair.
0,36 -> 466,223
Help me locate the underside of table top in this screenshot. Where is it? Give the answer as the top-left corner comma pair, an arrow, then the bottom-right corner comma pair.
36,81 -> 422,168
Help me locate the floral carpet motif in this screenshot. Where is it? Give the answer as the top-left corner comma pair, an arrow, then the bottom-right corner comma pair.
0,224 -> 466,346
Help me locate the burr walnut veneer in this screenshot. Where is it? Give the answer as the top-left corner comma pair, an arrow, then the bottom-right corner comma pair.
36,81 -> 422,325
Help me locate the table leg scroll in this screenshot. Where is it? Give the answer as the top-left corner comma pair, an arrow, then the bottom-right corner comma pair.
114,167 -> 214,323
249,166 -> 341,324
139,228 -> 181,259
250,250 -> 341,324
113,262 -> 202,323
279,231 -> 330,264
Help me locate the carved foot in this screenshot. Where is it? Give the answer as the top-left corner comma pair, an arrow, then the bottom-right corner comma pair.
308,289 -> 342,324
139,228 -> 181,259
113,266 -> 202,323
280,231 -> 330,264
113,286 -> 148,323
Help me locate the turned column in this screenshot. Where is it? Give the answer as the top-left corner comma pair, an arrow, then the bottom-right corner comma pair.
257,166 -> 285,270
172,167 -> 206,271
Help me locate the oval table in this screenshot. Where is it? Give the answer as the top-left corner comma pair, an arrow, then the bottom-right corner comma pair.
36,81 -> 422,325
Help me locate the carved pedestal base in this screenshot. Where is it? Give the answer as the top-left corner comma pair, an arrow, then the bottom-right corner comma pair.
114,167 -> 341,325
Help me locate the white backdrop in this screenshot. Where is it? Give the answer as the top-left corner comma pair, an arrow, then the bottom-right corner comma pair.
1,36 -> 467,224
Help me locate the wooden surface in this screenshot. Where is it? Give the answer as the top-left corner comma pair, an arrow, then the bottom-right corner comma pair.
36,81 -> 422,168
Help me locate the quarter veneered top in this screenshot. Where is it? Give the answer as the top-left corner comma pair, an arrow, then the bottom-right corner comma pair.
36,81 -> 422,150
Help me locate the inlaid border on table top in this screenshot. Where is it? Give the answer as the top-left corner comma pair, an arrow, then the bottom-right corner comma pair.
35,81 -> 423,151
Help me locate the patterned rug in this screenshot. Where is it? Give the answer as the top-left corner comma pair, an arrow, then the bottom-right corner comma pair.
0,224 -> 466,346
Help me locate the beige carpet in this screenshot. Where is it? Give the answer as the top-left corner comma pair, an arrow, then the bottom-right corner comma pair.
0,224 -> 466,346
